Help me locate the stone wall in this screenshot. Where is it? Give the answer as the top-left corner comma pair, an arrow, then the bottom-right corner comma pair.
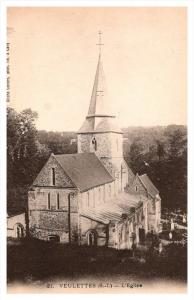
78,133 -> 112,158
112,203 -> 148,250
79,181 -> 116,209
33,154 -> 74,188
129,175 -> 161,233
77,131 -> 128,192
7,213 -> 26,238
28,187 -> 78,243
130,176 -> 148,197
79,215 -> 107,246
77,132 -> 124,173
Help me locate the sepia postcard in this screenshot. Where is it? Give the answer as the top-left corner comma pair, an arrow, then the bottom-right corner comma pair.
1,0 -> 194,297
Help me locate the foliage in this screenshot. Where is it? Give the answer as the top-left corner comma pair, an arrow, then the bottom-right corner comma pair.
123,125 -> 187,211
7,107 -> 187,213
7,108 -> 50,187
7,239 -> 187,283
7,108 -> 77,214
38,130 -> 77,154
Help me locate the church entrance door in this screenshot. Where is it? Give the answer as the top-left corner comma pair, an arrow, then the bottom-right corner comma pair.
87,231 -> 97,246
15,223 -> 24,239
48,235 -> 60,243
139,228 -> 145,243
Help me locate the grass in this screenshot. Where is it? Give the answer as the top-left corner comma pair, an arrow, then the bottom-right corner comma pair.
7,238 -> 187,284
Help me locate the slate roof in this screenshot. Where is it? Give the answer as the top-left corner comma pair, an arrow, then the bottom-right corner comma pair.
80,192 -> 146,224
54,153 -> 114,192
139,174 -> 159,198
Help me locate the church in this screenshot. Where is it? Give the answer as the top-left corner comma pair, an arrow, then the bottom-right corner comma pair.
28,43 -> 161,249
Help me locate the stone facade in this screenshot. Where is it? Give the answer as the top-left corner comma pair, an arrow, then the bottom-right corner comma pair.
7,213 -> 26,239
33,154 -> 75,188
79,199 -> 149,250
79,181 -> 116,209
27,50 -> 161,248
79,216 -> 108,246
28,187 -> 78,243
129,175 -> 161,233
78,132 -> 123,160
77,132 -> 128,192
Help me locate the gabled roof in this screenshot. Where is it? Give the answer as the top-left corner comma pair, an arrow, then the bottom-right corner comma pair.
80,192 -> 146,224
138,174 -> 159,198
54,153 -> 114,192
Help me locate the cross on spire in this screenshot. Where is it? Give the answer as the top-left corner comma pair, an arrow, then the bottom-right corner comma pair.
96,30 -> 104,55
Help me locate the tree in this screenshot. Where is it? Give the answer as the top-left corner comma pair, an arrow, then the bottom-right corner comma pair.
7,108 -> 43,186
167,129 -> 186,159
7,108 -> 50,214
123,125 -> 187,211
156,141 -> 165,161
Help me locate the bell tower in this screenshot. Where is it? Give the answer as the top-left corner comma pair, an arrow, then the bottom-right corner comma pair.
77,32 -> 128,191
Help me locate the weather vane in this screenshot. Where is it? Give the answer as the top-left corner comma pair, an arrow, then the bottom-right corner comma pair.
96,30 -> 104,55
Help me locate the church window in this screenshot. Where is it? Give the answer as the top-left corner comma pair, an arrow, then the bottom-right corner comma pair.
135,185 -> 138,192
91,137 -> 97,151
87,230 -> 97,246
52,168 -> 55,186
103,185 -> 105,202
109,185 -> 111,197
99,187 -> 101,202
48,193 -> 51,210
87,192 -> 90,206
57,193 -> 60,210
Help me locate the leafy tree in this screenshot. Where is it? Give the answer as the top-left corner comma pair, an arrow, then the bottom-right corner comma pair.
167,129 -> 186,159
7,108 -> 50,214
124,125 -> 187,211
156,141 -> 165,161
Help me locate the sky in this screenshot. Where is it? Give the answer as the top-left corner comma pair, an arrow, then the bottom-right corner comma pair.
7,7 -> 187,131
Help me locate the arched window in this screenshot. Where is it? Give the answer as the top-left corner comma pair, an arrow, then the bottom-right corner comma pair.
87,230 -> 97,246
135,185 -> 138,192
103,185 -> 106,202
91,137 -> 97,151
56,193 -> 60,210
51,168 -> 55,185
109,185 -> 111,197
48,235 -> 60,243
87,192 -> 90,206
14,223 -> 24,239
116,139 -> 119,152
98,187 -> 101,202
48,193 -> 51,209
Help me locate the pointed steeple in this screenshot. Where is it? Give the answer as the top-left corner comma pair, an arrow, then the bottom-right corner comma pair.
87,54 -> 114,118
78,33 -> 122,134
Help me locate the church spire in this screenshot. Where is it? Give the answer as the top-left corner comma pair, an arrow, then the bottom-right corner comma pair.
87,31 -> 114,118
87,53 -> 114,118
96,30 -> 103,56
78,32 -> 122,134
